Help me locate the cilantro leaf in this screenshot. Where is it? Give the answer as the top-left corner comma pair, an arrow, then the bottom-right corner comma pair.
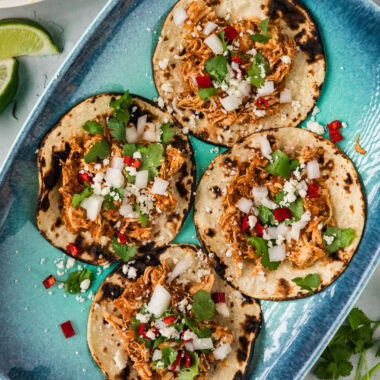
111,237 -> 136,262
348,308 -> 371,330
219,30 -> 228,52
192,290 -> 215,322
179,352 -> 199,380
292,274 -> 321,293
71,184 -> 93,208
84,139 -> 111,163
265,149 -> 291,179
82,120 -> 104,135
247,52 -> 269,88
161,346 -> 178,367
288,198 -> 304,221
204,55 -> 228,84
108,116 -> 126,142
110,90 -> 133,124
63,268 -> 95,294
258,204 -> 276,226
138,143 -> 164,181
247,236 -> 280,270
289,158 -> 300,171
251,18 -> 270,44
123,143 -> 136,157
161,123 -> 177,144
323,226 -> 356,253
198,88 -> 217,101
183,315 -> 212,338
135,204 -> 149,227
103,187 -> 124,211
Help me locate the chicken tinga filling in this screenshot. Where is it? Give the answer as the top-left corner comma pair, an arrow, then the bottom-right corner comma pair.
220,135 -> 356,277
169,0 -> 296,129
59,91 -> 185,257
103,260 -> 233,379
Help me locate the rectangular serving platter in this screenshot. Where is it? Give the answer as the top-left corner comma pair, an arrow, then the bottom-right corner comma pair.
0,0 -> 379,379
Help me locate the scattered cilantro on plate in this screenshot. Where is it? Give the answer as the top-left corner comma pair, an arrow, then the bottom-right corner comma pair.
247,52 -> 269,88
63,268 -> 95,294
135,203 -> 148,227
108,116 -> 126,142
179,352 -> 199,380
198,88 -> 217,101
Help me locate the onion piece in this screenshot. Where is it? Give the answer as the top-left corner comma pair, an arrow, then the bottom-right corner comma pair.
81,195 -> 104,221
135,170 -> 148,189
147,284 -> 172,317
193,338 -> 214,350
257,136 -> 272,159
280,88 -> 292,103
204,34 -> 224,55
237,81 -> 251,97
173,6 -> 188,26
213,343 -> 232,360
151,177 -> 169,195
185,342 -> 195,352
257,81 -> 274,97
119,200 -> 138,218
261,197 -> 277,210
203,21 -> 218,35
215,303 -> 230,318
126,126 -> 139,143
112,157 -> 124,170
152,349 -> 162,361
252,186 -> 268,205
220,95 -> 242,111
166,256 -> 193,283
268,244 -> 286,262
105,168 -> 125,188
154,319 -> 167,330
307,160 -> 320,179
236,198 -> 253,214
143,130 -> 157,142
137,115 -> 147,135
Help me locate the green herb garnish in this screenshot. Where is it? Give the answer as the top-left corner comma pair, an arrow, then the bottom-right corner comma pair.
219,30 -> 228,52
251,18 -> 270,44
204,55 -> 228,84
135,204 -> 149,227
84,139 -> 111,163
63,268 -> 95,294
247,52 -> 269,88
111,237 -> 136,261
247,236 -> 280,271
198,88 -> 217,101
123,143 -> 137,157
109,90 -> 134,124
265,149 -> 291,179
138,143 -> 165,181
292,274 -> 321,294
192,290 -> 215,322
258,204 -> 276,226
161,123 -> 177,144
82,120 -> 104,135
108,116 -> 126,142
71,183 -> 93,208
323,226 -> 356,253
179,352 -> 200,380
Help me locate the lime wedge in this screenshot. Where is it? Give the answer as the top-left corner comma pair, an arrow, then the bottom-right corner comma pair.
0,19 -> 59,59
0,58 -> 19,113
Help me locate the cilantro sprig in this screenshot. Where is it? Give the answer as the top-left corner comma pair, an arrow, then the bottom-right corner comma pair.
204,55 -> 228,84
247,236 -> 280,271
258,205 -> 276,226
63,268 -> 95,294
179,352 -> 200,380
251,18 -> 270,44
192,290 -> 215,322
138,143 -> 164,181
292,273 -> 321,294
323,226 -> 356,253
247,52 -> 269,88
82,120 -> 104,135
111,237 -> 136,262
71,183 -> 93,207
161,123 -> 177,144
135,204 -> 149,227
84,139 -> 111,163
198,88 -> 217,101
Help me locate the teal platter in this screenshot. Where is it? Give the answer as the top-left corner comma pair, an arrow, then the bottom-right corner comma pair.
0,0 -> 379,379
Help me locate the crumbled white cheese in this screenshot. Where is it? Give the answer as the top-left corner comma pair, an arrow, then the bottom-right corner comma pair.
114,350 -> 128,370
281,55 -> 291,64
159,327 -> 180,339
80,279 -> 91,291
177,298 -> 189,313
324,235 -> 335,245
66,257 -> 75,269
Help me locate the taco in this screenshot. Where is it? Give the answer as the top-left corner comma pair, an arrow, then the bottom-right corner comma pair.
87,244 -> 261,379
36,92 -> 196,265
194,128 -> 365,300
153,0 -> 325,146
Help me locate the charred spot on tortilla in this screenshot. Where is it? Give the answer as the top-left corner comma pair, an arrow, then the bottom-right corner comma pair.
101,283 -> 123,300
40,195 -> 50,212
277,278 -> 291,297
238,337 -> 249,362
233,371 -> 243,380
43,143 -> 71,190
243,315 -> 261,334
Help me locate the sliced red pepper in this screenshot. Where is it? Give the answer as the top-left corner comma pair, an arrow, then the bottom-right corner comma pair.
195,74 -> 212,89
211,292 -> 226,303
60,320 -> 75,338
307,183 -> 319,198
184,353 -> 191,368
241,215 -> 250,232
171,352 -> 182,371
327,120 -> 341,131
329,129 -> 343,143
274,208 -> 292,221
43,274 -> 56,289
163,316 -> 176,325
181,330 -> 193,343
132,159 -> 141,169
224,26 -> 239,41
254,222 -> 265,237
138,323 -> 151,340
256,98 -> 269,107
231,55 -> 244,64
78,172 -> 92,184
110,208 -> 115,214
66,243 -> 80,257
123,156 -> 134,166
117,232 -> 127,245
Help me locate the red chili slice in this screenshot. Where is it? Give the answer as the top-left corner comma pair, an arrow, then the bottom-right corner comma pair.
195,74 -> 212,89
224,26 -> 239,41
256,98 -> 269,107
254,222 -> 265,237
117,232 -> 127,245
60,320 -> 75,338
78,172 -> 92,184
110,209 -> 115,214
132,159 -> 141,169
171,352 -> 182,371
274,208 -> 292,221
184,353 -> 191,368
241,215 -> 250,232
163,316 -> 176,325
211,292 -> 226,303
138,323 -> 151,340
123,156 -> 134,166
231,55 -> 244,64
327,120 -> 341,131
43,274 -> 56,289
307,183 -> 319,198
66,243 -> 80,257
329,129 -> 344,143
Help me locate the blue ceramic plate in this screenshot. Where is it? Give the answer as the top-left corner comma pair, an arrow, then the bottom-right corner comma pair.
0,0 -> 379,379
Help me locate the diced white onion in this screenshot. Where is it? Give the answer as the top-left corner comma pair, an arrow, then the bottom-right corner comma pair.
151,177 -> 169,195
280,88 -> 292,103
258,136 -> 272,159
193,338 -> 214,350
213,343 -> 232,360
277,224 -> 290,237
173,6 -> 188,26
307,160 -> 320,179
81,195 -> 104,221
111,157 -> 124,170
152,349 -> 162,361
119,200 -> 138,218
252,186 -> 268,205
143,130 -> 157,142
147,284 -> 172,317
203,21 -> 218,35
204,34 -> 224,55
220,95 -> 242,111
135,170 -> 148,188
236,198 -> 253,214
167,256 -> 193,283
126,126 -> 139,143
154,319 -> 167,330
237,81 -> 251,97
268,244 -> 286,262
261,197 -> 277,210
185,342 -> 195,352
257,81 -> 274,97
105,168 -> 125,188
266,226 -> 279,240
215,303 -> 230,318
137,115 -> 147,135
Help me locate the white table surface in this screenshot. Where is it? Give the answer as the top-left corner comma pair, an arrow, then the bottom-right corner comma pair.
0,0 -> 379,379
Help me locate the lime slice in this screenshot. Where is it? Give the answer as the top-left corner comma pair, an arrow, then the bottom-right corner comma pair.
0,58 -> 19,113
0,19 -> 59,59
